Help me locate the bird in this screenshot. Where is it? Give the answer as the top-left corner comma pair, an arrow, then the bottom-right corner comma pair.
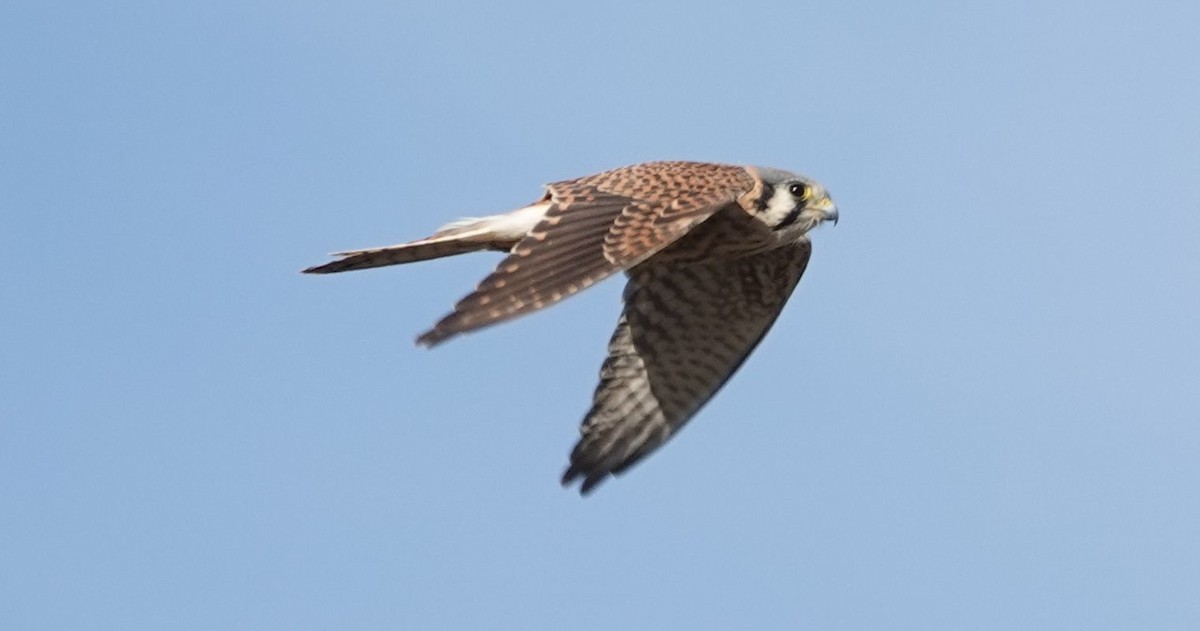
303,160 -> 838,494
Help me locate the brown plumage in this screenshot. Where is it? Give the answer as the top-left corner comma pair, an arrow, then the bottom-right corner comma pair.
563,241 -> 812,493
304,161 -> 838,494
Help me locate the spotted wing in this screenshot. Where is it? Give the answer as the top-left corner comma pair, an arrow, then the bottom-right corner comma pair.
562,241 -> 813,494
417,162 -> 755,346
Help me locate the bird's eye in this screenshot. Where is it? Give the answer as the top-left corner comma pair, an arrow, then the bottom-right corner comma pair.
788,182 -> 810,200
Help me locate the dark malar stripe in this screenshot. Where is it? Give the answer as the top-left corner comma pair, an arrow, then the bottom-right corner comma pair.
774,206 -> 803,230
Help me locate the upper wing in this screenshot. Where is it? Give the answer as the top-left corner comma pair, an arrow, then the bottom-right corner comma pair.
416,162 -> 755,346
561,241 -> 813,494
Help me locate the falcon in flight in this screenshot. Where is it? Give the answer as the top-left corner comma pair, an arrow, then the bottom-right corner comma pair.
304,161 -> 838,494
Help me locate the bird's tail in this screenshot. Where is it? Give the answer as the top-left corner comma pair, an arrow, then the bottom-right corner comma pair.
302,211 -> 537,275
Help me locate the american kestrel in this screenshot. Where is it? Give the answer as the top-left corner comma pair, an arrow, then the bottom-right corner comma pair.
304,161 -> 838,494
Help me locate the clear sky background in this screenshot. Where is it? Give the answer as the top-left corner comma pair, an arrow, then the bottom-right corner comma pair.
3,2 -> 1199,629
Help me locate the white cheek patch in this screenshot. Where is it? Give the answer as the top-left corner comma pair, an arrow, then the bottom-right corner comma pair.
760,186 -> 798,227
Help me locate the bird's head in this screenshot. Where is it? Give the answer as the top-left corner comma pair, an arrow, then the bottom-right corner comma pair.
746,167 -> 838,239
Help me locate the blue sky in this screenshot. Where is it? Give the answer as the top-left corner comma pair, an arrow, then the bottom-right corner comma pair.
3,1 -> 1199,629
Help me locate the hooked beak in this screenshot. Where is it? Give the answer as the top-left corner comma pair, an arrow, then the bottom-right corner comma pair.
814,194 -> 838,226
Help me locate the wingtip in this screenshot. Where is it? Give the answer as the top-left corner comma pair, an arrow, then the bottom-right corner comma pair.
414,310 -> 473,348
301,259 -> 345,274
414,328 -> 449,348
560,466 -> 605,496
578,476 -> 605,496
